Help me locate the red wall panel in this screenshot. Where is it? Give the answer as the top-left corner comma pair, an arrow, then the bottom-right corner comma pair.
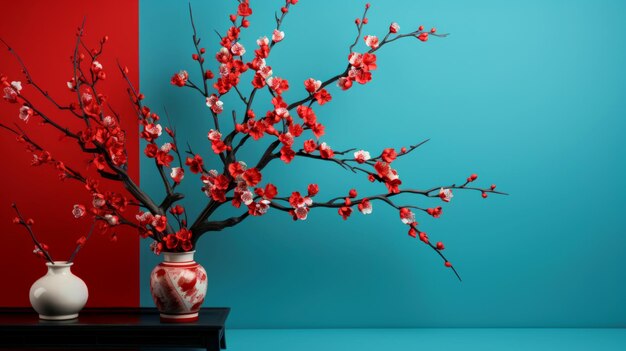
0,0 -> 139,307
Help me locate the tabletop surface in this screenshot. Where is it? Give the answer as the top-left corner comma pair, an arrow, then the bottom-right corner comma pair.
0,307 -> 230,328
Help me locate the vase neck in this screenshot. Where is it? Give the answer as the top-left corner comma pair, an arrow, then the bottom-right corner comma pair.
46,261 -> 73,275
163,251 -> 195,263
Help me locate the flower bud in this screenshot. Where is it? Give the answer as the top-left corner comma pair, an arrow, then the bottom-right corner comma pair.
418,25 -> 424,31
436,242 -> 445,250
445,261 -> 452,268
482,192 -> 488,198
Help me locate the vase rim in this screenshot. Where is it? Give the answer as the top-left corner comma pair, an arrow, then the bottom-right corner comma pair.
46,261 -> 73,268
162,250 -> 195,263
163,250 -> 195,255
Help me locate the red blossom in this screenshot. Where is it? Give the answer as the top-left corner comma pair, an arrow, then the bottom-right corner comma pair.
381,148 -> 397,163
279,132 -> 294,147
305,124 -> 321,140
338,206 -> 352,220
242,168 -> 262,187
170,167 -> 184,183
228,162 -> 246,178
185,154 -> 204,174
170,205 -> 184,215
313,89 -> 332,105
156,150 -> 174,167
337,77 -> 353,90
252,73 -> 266,88
211,139 -> 231,154
419,232 -> 429,244
307,184 -> 319,197
358,198 -> 372,214
256,183 -> 278,200
426,206 -> 443,218
296,105 -> 317,126
303,139 -> 317,153
304,78 -> 321,93
268,77 -> 289,94
176,228 -> 192,241
248,120 -> 266,140
288,192 -> 305,208
280,145 -> 295,163
318,142 -> 334,159
289,123 -> 303,137
170,70 -> 188,87
152,215 -> 168,232
165,234 -> 178,250
390,22 -> 400,33
237,1 -> 253,16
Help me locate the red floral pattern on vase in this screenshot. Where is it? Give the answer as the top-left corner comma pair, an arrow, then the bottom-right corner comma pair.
150,251 -> 207,322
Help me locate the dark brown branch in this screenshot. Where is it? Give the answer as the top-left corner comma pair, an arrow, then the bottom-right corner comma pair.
67,219 -> 97,263
0,38 -> 83,119
188,3 -> 209,96
0,123 -> 87,183
11,203 -> 55,264
73,17 -> 90,127
193,212 -> 250,239
348,4 -> 370,53
425,240 -> 462,281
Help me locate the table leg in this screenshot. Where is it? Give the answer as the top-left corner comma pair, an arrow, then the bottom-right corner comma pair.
220,328 -> 227,349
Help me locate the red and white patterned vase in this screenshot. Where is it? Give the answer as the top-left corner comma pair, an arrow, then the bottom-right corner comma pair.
150,251 -> 207,323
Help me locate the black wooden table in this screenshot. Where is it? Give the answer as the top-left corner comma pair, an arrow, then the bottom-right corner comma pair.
0,307 -> 229,350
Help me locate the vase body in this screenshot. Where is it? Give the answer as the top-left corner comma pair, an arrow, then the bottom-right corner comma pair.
150,250 -> 207,322
29,261 -> 88,320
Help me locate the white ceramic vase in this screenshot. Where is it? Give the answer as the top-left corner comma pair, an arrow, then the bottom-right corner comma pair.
29,261 -> 88,320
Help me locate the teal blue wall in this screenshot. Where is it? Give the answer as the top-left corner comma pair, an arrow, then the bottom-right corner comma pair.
139,0 -> 626,327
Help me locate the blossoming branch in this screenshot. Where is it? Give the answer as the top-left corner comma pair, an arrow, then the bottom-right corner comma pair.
11,203 -> 96,264
0,0 -> 506,280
